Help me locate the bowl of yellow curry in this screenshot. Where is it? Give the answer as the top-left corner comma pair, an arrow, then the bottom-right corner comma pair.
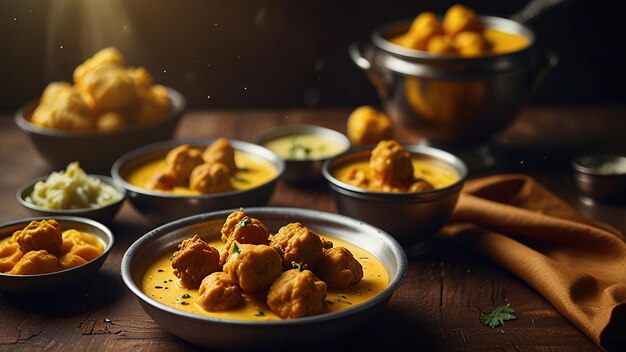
0,217 -> 114,293
111,138 -> 285,225
323,140 -> 467,257
349,4 -> 556,146
121,207 -> 406,349
253,124 -> 350,183
15,47 -> 186,173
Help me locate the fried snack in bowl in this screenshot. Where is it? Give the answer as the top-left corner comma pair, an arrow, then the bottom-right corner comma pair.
0,216 -> 113,293
15,47 -> 186,173
346,106 -> 393,146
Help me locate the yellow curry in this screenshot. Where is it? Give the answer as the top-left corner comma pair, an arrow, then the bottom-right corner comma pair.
142,235 -> 388,321
127,151 -> 277,196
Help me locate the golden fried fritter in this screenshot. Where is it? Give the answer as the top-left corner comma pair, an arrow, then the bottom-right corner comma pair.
443,4 -> 482,38
222,244 -> 282,293
77,64 -> 138,112
164,144 -> 205,186
73,47 -> 125,85
369,140 -> 414,187
196,272 -> 243,311
9,250 -> 61,275
346,106 -> 393,146
202,138 -> 237,173
315,247 -> 363,289
406,12 -> 444,50
0,242 -> 24,273
270,222 -> 323,270
12,219 -> 63,255
171,235 -> 221,289
219,211 -> 271,264
189,162 -> 233,194
31,82 -> 96,131
267,269 -> 327,319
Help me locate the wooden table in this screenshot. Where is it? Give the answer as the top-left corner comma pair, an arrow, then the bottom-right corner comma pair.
0,107 -> 624,351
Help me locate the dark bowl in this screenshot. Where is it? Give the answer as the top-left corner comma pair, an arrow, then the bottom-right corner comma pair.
572,154 -> 626,203
253,124 -> 351,183
111,138 -> 285,225
16,175 -> 126,225
15,88 -> 186,174
323,144 -> 467,257
0,216 -> 114,293
121,207 -> 407,349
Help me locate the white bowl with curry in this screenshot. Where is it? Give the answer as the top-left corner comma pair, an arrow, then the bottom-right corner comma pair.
121,207 -> 406,349
111,138 -> 285,225
322,140 -> 467,257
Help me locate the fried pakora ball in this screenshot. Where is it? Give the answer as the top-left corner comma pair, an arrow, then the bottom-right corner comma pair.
409,179 -> 434,192
31,82 -> 96,131
0,242 -> 24,273
146,171 -> 177,191
97,111 -> 129,131
196,272 -> 243,311
171,235 -> 221,289
406,12 -> 444,50
315,247 -> 363,289
9,250 -> 61,275
135,84 -> 171,124
60,229 -> 104,255
202,138 -> 237,173
58,253 -> 88,270
164,144 -> 205,186
189,162 -> 233,194
267,269 -> 327,319
77,64 -> 138,112
346,106 -> 393,146
427,35 -> 456,54
442,4 -> 482,38
219,211 -> 271,264
453,31 -> 490,56
370,140 -> 414,187
73,47 -> 125,85
270,222 -> 323,270
223,244 -> 282,293
12,219 -> 63,255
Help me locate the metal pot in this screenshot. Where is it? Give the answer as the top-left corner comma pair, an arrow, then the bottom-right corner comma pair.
350,15 -> 557,147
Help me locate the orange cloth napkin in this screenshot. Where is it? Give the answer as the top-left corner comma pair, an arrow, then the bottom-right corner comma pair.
443,174 -> 626,350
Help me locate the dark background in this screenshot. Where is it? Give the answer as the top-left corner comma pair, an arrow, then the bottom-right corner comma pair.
1,0 -> 625,112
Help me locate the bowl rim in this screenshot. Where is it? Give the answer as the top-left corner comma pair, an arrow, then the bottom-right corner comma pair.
16,174 -> 127,214
120,206 -> 408,326
372,15 -> 536,62
252,124 -> 351,163
0,215 -> 114,278
571,154 -> 626,176
322,144 -> 467,198
111,138 -> 286,199
14,87 -> 186,137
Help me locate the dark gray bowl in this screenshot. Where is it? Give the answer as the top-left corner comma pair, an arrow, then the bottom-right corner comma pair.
322,145 -> 467,257
16,175 -> 126,225
253,124 -> 351,183
121,207 -> 407,350
0,216 -> 114,293
572,154 -> 626,203
111,139 -> 285,225
15,88 -> 186,174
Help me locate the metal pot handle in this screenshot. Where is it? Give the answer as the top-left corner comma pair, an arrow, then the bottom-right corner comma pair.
530,49 -> 558,97
349,42 -> 372,71
510,0 -> 569,24
349,42 -> 394,99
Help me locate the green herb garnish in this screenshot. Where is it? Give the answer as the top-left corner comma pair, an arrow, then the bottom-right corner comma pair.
292,262 -> 303,272
479,304 -> 516,328
238,217 -> 251,227
289,138 -> 312,159
182,293 -> 191,299
232,242 -> 240,254
254,311 -> 266,317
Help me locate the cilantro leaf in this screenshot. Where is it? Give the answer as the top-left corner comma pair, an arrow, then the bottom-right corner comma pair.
479,304 -> 516,328
238,217 -> 251,227
232,242 -> 240,254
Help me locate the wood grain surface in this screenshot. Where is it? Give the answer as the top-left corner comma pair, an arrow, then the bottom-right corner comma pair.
0,107 -> 624,351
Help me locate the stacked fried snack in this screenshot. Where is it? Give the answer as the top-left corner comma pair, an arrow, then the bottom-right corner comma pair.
31,47 -> 171,131
170,210 -> 364,319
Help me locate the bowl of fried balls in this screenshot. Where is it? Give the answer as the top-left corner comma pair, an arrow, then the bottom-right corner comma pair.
112,138 -> 285,225
0,217 -> 114,293
15,47 -> 186,173
323,139 -> 467,257
121,207 -> 407,350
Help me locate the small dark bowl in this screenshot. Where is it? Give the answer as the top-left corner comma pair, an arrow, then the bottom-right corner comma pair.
253,124 -> 351,183
16,175 -> 126,225
15,88 -> 186,174
121,207 -> 407,349
323,144 -> 467,257
0,216 -> 114,293
572,154 -> 626,203
111,138 -> 285,225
